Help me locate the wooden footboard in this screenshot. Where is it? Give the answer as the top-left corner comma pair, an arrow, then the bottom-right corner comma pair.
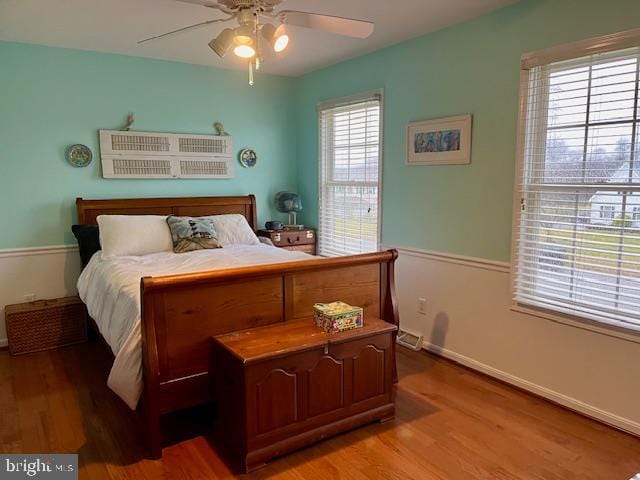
140,250 -> 399,458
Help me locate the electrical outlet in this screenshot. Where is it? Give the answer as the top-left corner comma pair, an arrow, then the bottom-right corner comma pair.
417,298 -> 427,315
24,293 -> 36,302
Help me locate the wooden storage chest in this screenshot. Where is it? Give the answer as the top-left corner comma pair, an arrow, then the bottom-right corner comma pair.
211,317 -> 396,473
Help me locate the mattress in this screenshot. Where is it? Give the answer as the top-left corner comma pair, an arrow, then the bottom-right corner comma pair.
77,244 -> 312,409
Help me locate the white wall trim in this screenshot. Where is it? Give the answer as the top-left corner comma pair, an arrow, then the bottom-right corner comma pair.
521,27 -> 640,70
422,341 -> 640,437
0,244 -> 77,259
382,243 -> 510,273
511,304 -> 640,344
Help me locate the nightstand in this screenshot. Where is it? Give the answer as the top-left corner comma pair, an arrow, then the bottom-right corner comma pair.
257,228 -> 316,255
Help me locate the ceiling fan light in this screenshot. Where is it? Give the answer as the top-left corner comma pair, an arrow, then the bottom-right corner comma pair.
234,44 -> 256,58
234,25 -> 255,46
208,28 -> 235,58
262,23 -> 289,53
274,31 -> 289,53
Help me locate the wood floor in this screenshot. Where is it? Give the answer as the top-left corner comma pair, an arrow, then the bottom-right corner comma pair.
1,342 -> 639,480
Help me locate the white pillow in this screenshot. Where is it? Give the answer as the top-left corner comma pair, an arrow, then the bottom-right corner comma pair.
207,214 -> 260,246
97,215 -> 173,258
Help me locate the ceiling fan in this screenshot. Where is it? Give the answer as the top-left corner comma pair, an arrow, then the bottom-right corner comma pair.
139,0 -> 374,85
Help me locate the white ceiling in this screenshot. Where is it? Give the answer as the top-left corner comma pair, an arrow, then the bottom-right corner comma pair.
0,0 -> 517,76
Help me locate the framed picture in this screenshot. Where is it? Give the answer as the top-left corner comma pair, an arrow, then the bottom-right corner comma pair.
406,114 -> 472,166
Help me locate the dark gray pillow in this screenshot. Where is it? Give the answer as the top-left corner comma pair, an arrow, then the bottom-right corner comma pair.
72,224 -> 101,267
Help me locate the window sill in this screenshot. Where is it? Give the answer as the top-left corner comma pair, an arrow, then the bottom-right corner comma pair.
510,304 -> 640,344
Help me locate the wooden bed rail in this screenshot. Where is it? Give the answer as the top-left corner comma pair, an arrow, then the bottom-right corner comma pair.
140,249 -> 399,458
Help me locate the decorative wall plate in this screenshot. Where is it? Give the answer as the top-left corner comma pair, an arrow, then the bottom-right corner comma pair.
239,148 -> 257,168
66,144 -> 93,168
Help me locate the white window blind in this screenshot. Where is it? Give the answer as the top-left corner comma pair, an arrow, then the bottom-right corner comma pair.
318,92 -> 382,256
514,45 -> 640,330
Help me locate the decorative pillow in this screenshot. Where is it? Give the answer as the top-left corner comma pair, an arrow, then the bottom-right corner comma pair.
166,216 -> 222,253
97,215 -> 174,258
71,224 -> 101,267
207,214 -> 260,246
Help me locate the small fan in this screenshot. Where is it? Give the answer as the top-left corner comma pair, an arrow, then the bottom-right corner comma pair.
138,0 -> 374,85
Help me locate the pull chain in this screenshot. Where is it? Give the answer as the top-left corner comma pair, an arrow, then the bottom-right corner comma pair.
255,11 -> 261,71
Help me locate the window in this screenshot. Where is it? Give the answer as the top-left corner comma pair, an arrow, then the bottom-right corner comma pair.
514,40 -> 640,330
633,206 -> 640,221
599,205 -> 616,219
318,91 -> 382,256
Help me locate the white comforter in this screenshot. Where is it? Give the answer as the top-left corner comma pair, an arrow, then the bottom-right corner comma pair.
77,244 -> 311,409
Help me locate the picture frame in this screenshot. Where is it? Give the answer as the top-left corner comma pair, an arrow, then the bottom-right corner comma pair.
406,114 -> 472,166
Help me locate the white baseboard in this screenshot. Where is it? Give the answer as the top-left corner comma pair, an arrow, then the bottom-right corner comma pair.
422,341 -> 640,437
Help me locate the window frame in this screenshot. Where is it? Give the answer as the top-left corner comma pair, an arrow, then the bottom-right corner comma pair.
316,89 -> 384,257
511,28 -> 640,338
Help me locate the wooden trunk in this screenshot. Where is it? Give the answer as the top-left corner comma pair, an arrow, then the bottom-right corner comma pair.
211,318 -> 396,473
257,229 -> 317,255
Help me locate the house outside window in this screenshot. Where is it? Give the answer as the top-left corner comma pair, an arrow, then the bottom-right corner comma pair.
599,205 -> 615,220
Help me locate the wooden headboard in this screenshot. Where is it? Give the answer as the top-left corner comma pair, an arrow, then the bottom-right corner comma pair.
76,195 -> 258,230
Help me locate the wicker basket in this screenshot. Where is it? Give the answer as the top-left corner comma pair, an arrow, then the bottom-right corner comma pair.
5,296 -> 87,355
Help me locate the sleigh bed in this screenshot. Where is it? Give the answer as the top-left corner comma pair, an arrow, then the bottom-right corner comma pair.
75,195 -> 399,458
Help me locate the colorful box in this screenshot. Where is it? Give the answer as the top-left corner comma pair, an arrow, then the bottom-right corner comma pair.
313,301 -> 363,333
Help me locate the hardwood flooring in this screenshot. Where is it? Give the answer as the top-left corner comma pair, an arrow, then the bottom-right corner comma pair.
1,342 -> 639,479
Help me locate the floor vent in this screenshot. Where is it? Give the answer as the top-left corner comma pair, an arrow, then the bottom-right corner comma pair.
396,329 -> 424,351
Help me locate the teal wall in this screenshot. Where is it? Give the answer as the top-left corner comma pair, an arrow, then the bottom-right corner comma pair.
2,0 -> 640,256
0,42 -> 296,249
295,0 -> 640,262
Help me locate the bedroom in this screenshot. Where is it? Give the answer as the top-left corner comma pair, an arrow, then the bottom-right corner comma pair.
1,0 -> 639,478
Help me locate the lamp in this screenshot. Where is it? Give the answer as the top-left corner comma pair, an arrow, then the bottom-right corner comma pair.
233,24 -> 256,58
262,24 -> 289,53
275,191 -> 303,228
208,28 -> 235,58
234,44 -> 256,58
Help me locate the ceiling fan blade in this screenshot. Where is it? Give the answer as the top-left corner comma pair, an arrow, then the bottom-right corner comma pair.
175,0 -> 234,14
176,0 -> 220,8
278,11 -> 374,39
137,17 -> 231,44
